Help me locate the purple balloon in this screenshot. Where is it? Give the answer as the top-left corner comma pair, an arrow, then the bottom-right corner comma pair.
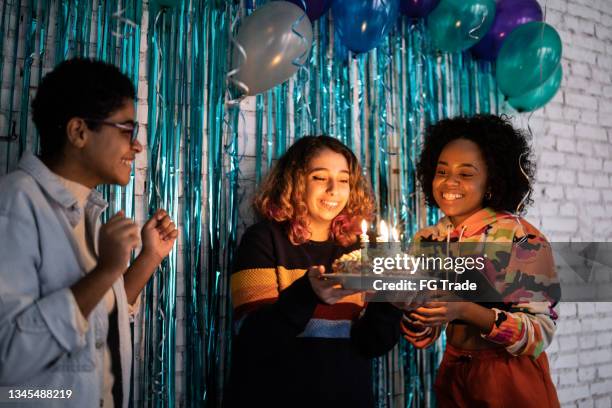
285,0 -> 333,21
471,0 -> 543,61
400,0 -> 440,18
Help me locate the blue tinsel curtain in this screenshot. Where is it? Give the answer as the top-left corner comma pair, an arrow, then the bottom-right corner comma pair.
0,1 -> 500,407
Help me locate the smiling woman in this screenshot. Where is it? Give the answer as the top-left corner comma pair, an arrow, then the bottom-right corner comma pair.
417,114 -> 535,215
432,138 -> 488,227
228,135 -> 403,407
253,135 -> 373,247
304,148 -> 351,241
400,114 -> 560,408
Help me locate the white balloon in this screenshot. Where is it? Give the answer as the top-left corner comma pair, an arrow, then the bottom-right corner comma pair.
230,1 -> 313,96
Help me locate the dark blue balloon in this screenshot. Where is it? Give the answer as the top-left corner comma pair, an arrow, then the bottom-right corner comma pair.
285,0 -> 333,21
400,0 -> 439,18
332,0 -> 400,53
471,0 -> 543,61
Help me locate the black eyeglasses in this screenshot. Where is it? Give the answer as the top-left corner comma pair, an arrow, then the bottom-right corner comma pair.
83,118 -> 140,143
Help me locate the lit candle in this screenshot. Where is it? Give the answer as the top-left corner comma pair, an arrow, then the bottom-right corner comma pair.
360,219 -> 369,264
378,220 -> 389,243
360,219 -> 369,244
391,226 -> 400,243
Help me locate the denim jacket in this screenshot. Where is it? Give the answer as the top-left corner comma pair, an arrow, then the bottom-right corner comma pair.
0,153 -> 132,408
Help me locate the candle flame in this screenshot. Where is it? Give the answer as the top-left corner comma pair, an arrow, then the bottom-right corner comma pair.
379,220 -> 389,243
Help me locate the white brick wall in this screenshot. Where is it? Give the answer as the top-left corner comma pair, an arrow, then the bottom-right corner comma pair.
523,1 -> 612,407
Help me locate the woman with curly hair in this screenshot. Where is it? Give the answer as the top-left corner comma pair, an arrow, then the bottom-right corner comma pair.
227,136 -> 402,407
401,114 -> 560,407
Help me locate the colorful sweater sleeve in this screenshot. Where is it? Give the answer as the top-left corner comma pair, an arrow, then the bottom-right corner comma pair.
483,302 -> 557,358
230,224 -> 319,340
481,233 -> 560,359
400,315 -> 442,349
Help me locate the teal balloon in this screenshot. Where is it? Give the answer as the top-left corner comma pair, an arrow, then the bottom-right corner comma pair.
426,0 -> 496,52
496,21 -> 562,97
508,64 -> 562,112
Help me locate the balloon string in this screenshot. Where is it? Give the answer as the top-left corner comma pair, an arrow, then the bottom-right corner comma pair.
513,111 -> 535,220
111,6 -> 137,39
290,7 -> 309,67
224,10 -> 247,178
227,10 -> 249,102
379,0 -> 393,37
223,106 -> 247,167
299,63 -> 315,128
468,10 -> 487,40
541,0 -> 549,84
290,5 -> 314,127
380,40 -> 394,132
153,10 -> 166,111
515,151 -> 530,214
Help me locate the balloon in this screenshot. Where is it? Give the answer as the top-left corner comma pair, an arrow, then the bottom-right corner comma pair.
508,64 -> 562,112
496,22 -> 562,97
471,0 -> 543,61
285,0 -> 333,21
426,0 -> 496,53
427,0 -> 495,52
400,0 -> 439,18
332,0 -> 400,53
230,1 -> 313,96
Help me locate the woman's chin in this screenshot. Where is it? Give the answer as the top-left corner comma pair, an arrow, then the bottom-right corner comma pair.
437,203 -> 457,216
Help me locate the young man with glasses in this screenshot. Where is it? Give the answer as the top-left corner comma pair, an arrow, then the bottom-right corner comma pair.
0,58 -> 177,408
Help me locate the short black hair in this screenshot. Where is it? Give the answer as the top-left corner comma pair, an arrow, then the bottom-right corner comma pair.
416,114 -> 535,213
32,58 -> 136,161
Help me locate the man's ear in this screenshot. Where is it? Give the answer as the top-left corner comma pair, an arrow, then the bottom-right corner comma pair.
65,117 -> 88,149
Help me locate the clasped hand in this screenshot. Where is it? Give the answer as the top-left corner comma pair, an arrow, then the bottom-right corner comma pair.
98,209 -> 178,274
140,209 -> 179,263
405,301 -> 466,327
392,291 -> 466,326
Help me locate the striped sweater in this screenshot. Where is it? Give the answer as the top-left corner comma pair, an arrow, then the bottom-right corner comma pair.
228,220 -> 402,407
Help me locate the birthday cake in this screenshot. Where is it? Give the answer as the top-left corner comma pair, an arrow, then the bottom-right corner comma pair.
329,247 -> 420,295
332,249 -> 364,274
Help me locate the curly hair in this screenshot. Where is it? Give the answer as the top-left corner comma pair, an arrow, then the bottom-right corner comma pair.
254,135 -> 375,246
32,58 -> 136,162
416,114 -> 535,214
